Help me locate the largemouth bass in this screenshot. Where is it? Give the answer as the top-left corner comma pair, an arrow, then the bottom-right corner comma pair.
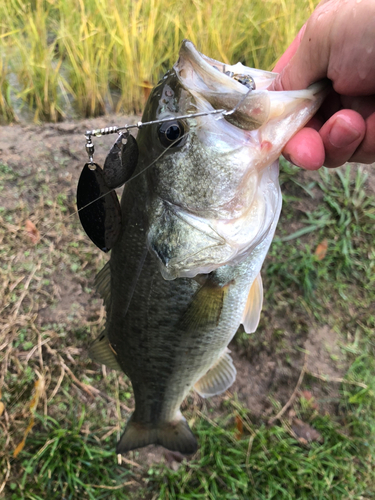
90,40 -> 327,455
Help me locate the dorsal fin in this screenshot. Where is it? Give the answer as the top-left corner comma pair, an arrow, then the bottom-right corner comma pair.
89,331 -> 121,371
241,273 -> 263,334
194,349 -> 236,398
94,261 -> 111,309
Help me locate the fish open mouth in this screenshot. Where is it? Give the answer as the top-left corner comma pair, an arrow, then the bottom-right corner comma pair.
174,40 -> 328,132
174,40 -> 277,131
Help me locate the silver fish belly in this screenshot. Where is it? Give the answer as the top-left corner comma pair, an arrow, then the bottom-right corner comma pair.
90,40 -> 327,454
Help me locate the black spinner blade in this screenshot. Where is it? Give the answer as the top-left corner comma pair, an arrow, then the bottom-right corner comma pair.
77,163 -> 121,252
103,133 -> 139,189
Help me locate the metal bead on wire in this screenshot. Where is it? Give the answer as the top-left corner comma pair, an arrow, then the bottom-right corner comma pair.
86,126 -> 119,138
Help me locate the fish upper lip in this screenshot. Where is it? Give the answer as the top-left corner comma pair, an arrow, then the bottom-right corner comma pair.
175,40 -> 244,92
175,39 -> 277,92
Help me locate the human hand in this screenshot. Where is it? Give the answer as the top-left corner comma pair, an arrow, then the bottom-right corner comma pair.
270,0 -> 375,169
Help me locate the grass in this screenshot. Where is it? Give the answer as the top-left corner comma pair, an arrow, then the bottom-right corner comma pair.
148,403 -> 375,499
15,412 -> 134,500
0,0 -> 318,122
0,55 -> 16,122
0,116 -> 374,500
270,161 -> 375,284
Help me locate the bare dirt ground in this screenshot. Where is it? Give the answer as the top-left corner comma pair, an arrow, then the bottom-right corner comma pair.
0,115 -> 372,474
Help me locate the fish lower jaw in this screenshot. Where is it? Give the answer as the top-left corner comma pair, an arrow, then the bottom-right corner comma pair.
158,260 -> 222,280
154,239 -> 265,280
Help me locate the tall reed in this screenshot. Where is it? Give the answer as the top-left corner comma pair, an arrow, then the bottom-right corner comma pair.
0,0 -> 318,122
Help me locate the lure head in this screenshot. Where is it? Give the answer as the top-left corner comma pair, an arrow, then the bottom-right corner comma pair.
135,40 -> 327,280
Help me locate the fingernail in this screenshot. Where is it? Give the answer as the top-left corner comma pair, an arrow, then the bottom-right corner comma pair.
283,153 -> 321,171
284,153 -> 302,168
328,116 -> 361,148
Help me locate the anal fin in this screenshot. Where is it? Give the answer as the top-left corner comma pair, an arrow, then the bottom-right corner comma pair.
89,332 -> 121,371
194,348 -> 236,398
241,273 -> 263,334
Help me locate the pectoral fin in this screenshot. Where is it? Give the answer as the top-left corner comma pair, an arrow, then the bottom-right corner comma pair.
89,332 -> 121,371
241,273 -> 263,334
194,349 -> 236,398
181,282 -> 228,332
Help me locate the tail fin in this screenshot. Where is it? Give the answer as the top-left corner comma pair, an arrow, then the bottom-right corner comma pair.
116,414 -> 198,455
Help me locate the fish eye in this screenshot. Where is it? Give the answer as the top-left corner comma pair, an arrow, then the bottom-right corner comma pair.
158,120 -> 186,148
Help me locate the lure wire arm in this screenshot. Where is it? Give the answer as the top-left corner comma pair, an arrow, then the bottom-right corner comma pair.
84,108 -> 226,139
84,109 -> 226,164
